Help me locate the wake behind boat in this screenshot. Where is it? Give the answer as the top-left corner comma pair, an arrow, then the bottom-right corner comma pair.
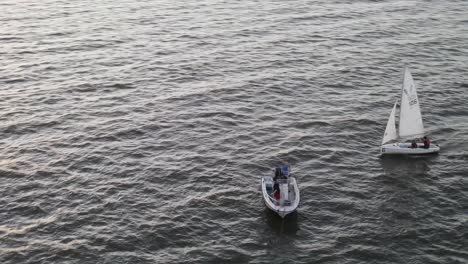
261,166 -> 300,218
381,66 -> 440,155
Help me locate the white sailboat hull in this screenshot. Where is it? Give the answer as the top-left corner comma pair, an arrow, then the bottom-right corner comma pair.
381,143 -> 440,155
261,176 -> 299,218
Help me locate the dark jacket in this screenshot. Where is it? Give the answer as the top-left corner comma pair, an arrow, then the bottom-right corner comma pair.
423,137 -> 430,149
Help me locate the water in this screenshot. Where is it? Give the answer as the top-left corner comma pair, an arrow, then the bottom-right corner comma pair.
1,0 -> 467,263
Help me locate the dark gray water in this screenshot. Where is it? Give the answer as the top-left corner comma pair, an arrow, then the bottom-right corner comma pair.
1,0 -> 467,263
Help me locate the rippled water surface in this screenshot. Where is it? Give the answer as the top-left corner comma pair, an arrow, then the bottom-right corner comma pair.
1,0 -> 467,263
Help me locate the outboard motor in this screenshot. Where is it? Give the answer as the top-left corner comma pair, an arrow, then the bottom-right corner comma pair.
274,167 -> 282,180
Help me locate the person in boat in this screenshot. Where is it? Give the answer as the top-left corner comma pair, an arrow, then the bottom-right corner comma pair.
423,136 -> 430,149
272,181 -> 280,200
411,140 -> 418,148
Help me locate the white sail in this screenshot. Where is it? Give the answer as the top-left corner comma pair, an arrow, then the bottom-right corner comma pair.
398,67 -> 424,138
382,101 -> 398,145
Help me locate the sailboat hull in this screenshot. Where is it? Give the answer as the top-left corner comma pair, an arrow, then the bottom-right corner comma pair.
381,143 -> 440,155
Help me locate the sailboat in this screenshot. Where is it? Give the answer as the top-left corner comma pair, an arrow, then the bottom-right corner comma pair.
380,66 -> 440,155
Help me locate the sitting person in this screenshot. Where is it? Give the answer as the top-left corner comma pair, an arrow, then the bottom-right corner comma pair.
423,136 -> 430,149
411,140 -> 418,148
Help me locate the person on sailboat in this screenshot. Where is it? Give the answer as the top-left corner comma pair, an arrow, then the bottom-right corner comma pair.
423,136 -> 430,149
411,140 -> 418,148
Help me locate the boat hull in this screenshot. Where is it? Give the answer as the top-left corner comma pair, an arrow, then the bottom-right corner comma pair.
261,176 -> 300,218
381,142 -> 440,155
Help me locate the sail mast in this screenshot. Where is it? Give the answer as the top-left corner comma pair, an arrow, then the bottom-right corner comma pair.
397,65 -> 407,138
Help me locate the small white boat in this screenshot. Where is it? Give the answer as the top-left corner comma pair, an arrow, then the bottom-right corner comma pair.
261,166 -> 300,218
381,66 -> 440,155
